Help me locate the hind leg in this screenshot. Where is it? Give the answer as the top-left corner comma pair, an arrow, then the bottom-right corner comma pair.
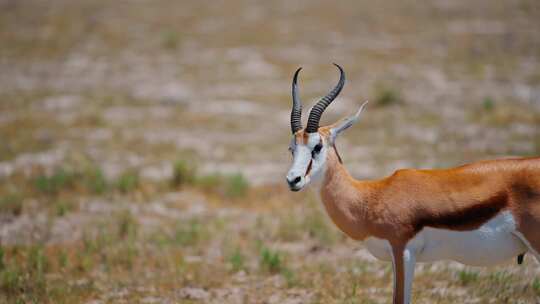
513,231 -> 540,263
512,178 -> 540,262
513,187 -> 540,263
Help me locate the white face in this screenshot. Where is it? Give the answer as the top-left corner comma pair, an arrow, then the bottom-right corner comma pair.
286,132 -> 328,191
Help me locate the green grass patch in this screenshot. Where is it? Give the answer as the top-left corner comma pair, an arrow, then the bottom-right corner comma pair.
228,247 -> 245,272
29,164 -> 111,197
482,97 -> 495,111
193,172 -> 249,198
169,159 -> 249,198
532,278 -> 540,296
118,211 -> 138,240
0,246 -> 49,301
171,160 -> 197,188
373,84 -> 401,107
162,30 -> 180,50
487,271 -> 513,288
260,247 -> 284,273
53,200 -> 75,217
0,247 -> 4,271
84,166 -> 108,194
224,173 -> 249,198
457,269 -> 479,286
34,168 -> 76,195
0,193 -> 23,216
174,219 -> 206,247
116,171 -> 139,193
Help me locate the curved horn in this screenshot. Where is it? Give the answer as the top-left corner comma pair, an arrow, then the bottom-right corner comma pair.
305,63 -> 345,133
290,67 -> 303,134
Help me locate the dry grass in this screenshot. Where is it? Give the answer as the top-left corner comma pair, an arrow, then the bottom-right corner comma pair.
0,0 -> 539,303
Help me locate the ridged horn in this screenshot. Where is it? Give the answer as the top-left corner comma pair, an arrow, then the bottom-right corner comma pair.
290,67 -> 303,134
305,63 -> 345,133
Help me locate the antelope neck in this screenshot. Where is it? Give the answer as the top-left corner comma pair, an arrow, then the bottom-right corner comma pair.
319,148 -> 374,241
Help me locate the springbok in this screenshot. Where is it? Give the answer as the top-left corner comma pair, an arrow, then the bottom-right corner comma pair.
285,64 -> 540,304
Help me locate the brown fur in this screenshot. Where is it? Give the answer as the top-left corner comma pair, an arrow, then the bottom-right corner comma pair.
295,128 -> 540,304
307,128 -> 540,245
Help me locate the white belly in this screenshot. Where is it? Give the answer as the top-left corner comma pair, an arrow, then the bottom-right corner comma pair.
364,211 -> 527,266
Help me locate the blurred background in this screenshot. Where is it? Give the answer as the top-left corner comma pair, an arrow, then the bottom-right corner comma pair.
0,0 -> 539,303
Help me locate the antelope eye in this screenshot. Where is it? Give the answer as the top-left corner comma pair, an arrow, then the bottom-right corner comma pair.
312,143 -> 322,157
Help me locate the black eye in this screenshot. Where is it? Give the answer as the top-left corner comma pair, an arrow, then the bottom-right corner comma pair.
312,143 -> 322,158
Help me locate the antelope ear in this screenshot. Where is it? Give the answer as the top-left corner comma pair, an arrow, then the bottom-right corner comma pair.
329,101 -> 368,144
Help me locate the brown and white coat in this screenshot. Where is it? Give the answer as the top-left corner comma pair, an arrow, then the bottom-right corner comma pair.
285,65 -> 540,304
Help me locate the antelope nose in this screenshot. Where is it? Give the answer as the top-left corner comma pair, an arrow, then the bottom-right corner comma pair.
287,176 -> 302,188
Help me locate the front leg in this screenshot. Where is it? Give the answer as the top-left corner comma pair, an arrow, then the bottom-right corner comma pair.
391,244 -> 416,304
403,247 -> 416,303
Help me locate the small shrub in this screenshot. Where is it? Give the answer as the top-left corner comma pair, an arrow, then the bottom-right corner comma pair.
195,172 -> 249,198
457,269 -> 479,285
118,212 -> 138,240
116,171 -> 139,193
224,173 -> 249,198
0,267 -> 22,295
27,246 -> 49,275
483,97 -> 495,111
85,166 -> 108,194
281,268 -> 297,287
82,233 -> 98,254
162,30 -> 179,49
54,200 -> 74,217
0,247 -> 4,271
76,252 -> 94,273
113,243 -> 138,270
374,86 -> 401,107
172,160 -> 197,187
533,278 -> 540,296
174,219 -> 205,246
260,247 -> 283,273
0,193 -> 23,216
34,169 -> 75,194
228,248 -> 245,272
195,173 -> 222,190
58,250 -> 68,269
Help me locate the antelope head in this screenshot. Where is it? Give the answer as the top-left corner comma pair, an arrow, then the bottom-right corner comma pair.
286,64 -> 368,191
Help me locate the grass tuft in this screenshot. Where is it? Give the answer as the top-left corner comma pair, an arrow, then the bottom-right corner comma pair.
533,278 -> 540,296
224,173 -> 249,198
118,212 -> 138,240
174,219 -> 205,246
0,247 -> 4,271
457,269 -> 479,286
194,172 -> 249,198
482,97 -> 495,111
0,193 -> 23,216
54,200 -> 74,217
84,166 -> 108,194
34,169 -> 75,195
374,85 -> 401,107
162,30 -> 180,50
0,266 -> 22,296
116,171 -> 139,193
228,247 -> 245,272
260,247 -> 283,273
172,160 -> 197,188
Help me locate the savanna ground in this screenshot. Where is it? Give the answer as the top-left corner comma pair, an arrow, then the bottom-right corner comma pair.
1,0 -> 540,303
